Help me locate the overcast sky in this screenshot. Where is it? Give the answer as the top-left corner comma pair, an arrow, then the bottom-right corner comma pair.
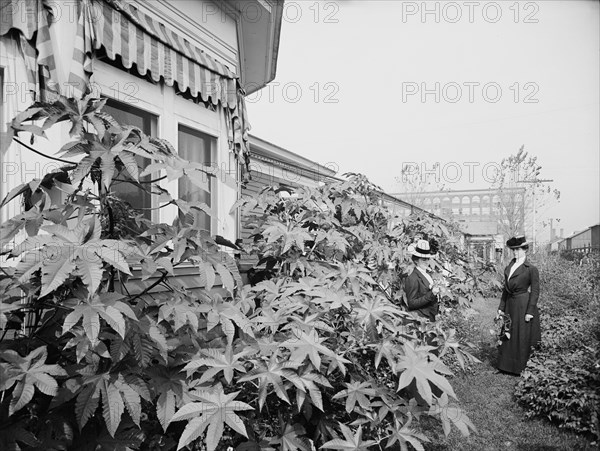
246,0 -> 599,239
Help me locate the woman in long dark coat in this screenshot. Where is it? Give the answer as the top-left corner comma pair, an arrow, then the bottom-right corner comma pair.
497,236 -> 542,374
405,239 -> 440,321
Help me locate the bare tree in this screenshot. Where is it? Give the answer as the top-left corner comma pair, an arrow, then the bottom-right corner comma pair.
491,146 -> 560,245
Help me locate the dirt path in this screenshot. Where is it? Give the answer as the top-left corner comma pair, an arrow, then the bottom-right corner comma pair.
423,297 -> 594,451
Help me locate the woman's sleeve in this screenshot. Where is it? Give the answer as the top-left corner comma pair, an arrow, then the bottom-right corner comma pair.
526,265 -> 540,315
405,276 -> 435,310
498,286 -> 508,312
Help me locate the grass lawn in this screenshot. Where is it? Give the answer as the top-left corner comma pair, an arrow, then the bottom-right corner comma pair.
422,296 -> 595,451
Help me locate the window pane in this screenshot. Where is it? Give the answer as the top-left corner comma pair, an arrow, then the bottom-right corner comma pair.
102,99 -> 155,220
178,125 -> 213,232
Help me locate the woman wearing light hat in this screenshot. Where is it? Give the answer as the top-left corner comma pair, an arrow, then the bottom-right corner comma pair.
497,236 -> 542,374
404,239 -> 440,321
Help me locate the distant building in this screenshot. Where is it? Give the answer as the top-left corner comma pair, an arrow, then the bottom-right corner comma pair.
390,187 -> 528,261
558,224 -> 600,254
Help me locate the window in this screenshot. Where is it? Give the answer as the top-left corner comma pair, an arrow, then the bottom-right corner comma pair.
472,196 -> 480,215
91,59 -> 226,235
102,99 -> 156,220
452,197 -> 460,215
178,125 -> 215,232
482,196 -> 490,216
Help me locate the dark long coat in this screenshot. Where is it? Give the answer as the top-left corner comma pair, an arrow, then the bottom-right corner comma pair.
497,258 -> 542,374
404,268 -> 439,321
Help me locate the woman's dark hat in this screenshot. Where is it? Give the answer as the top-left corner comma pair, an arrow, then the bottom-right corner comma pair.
429,237 -> 439,255
506,235 -> 528,249
411,239 -> 432,258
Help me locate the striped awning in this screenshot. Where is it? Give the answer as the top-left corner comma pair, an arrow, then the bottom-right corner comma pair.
69,0 -> 238,109
1,0 -> 250,172
0,0 -> 57,101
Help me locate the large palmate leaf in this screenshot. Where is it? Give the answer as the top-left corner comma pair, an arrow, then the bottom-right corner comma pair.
62,293 -> 137,344
321,424 -> 377,450
284,312 -> 335,335
142,155 -> 210,192
269,422 -> 312,451
75,373 -> 143,437
329,262 -> 377,296
308,288 -> 353,311
353,294 -> 402,338
170,385 -> 253,451
437,328 -> 481,371
332,381 -> 377,414
0,210 -> 45,246
59,124 -> 157,190
11,96 -> 109,139
183,346 -> 252,384
64,327 -> 110,362
293,366 -> 331,412
395,343 -> 456,406
11,216 -> 133,297
148,366 -> 187,432
374,338 -> 399,369
429,393 -> 477,437
281,329 -> 336,369
198,297 -> 254,344
0,346 -> 67,415
385,417 -> 430,451
238,354 -> 301,411
158,295 -> 199,332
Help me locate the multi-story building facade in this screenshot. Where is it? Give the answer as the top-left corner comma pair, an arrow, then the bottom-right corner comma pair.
391,187 -> 528,261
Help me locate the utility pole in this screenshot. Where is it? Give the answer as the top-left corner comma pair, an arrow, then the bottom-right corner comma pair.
517,178 -> 554,249
549,217 -> 560,240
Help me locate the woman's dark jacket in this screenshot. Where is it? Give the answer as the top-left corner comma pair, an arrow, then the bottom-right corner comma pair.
499,259 -> 539,315
404,268 -> 439,321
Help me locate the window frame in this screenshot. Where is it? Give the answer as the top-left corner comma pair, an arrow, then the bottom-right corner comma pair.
102,97 -> 158,222
177,123 -> 218,233
90,60 -> 222,231
174,100 -> 220,235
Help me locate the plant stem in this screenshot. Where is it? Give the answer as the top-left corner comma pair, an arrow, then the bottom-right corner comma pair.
14,138 -> 76,165
128,271 -> 169,303
113,175 -> 167,184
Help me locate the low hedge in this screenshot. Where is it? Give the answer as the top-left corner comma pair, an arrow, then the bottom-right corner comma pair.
515,329 -> 600,439
514,255 -> 600,441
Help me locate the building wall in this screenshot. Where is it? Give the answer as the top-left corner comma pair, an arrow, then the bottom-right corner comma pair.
391,188 -> 527,239
1,0 -> 242,241
571,228 -> 592,249
1,38 -> 34,224
592,225 -> 600,249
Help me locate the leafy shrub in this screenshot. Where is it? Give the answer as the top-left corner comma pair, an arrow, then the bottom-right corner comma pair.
516,347 -> 600,439
515,255 -> 600,441
536,253 -> 599,314
0,96 -> 491,450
